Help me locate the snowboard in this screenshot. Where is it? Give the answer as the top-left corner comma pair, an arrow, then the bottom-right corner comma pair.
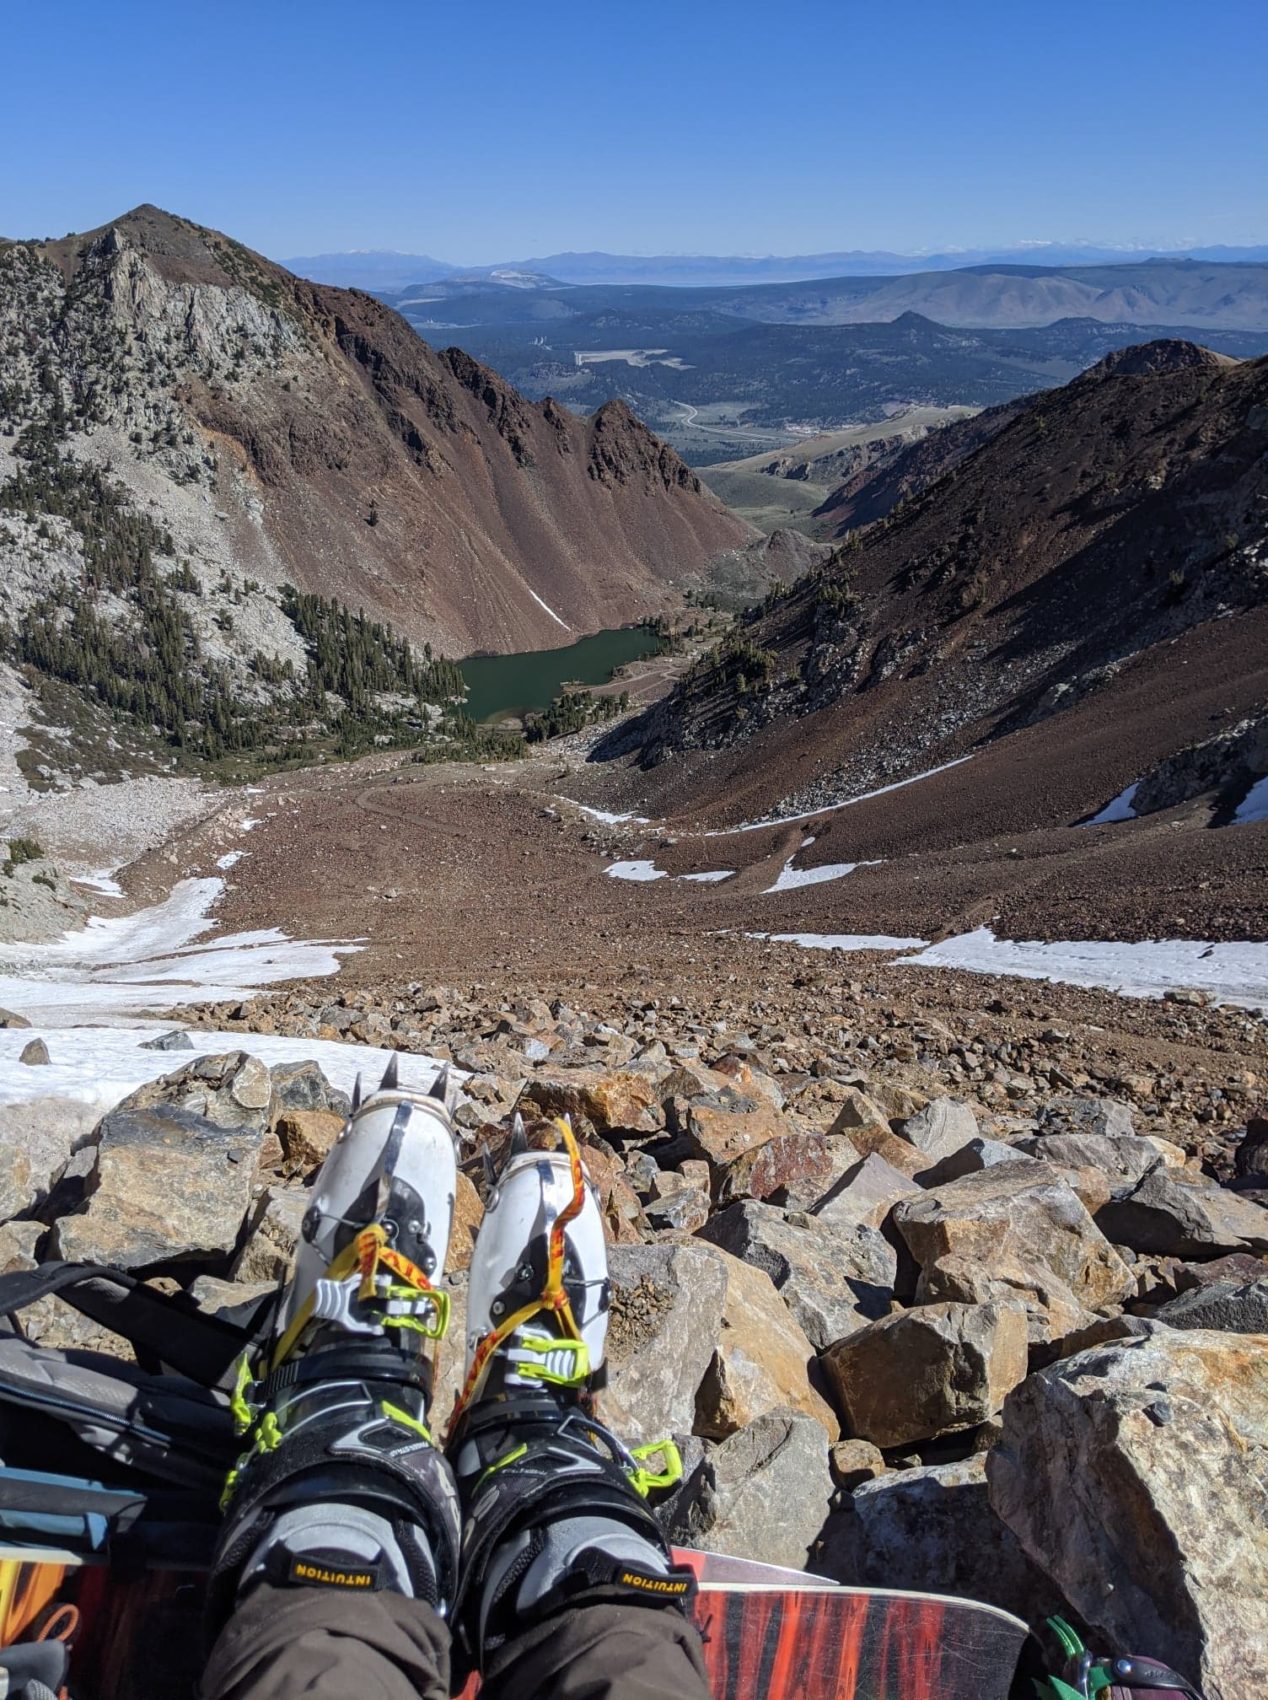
0,1544 -> 1030,1700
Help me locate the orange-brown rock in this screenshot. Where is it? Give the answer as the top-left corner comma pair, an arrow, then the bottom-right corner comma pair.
522,1070 -> 664,1136
276,1108 -> 344,1176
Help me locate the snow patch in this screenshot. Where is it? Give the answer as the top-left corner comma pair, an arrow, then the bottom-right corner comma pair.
905,928 -> 1268,1007
1233,775 -> 1268,824
605,860 -> 668,883
0,1025 -> 452,1117
240,818 -> 262,832
0,878 -> 360,1024
764,858 -> 879,894
757,932 -> 929,952
1085,782 -> 1140,825
572,803 -> 651,826
526,588 -> 569,630
216,851 -> 245,870
607,859 -> 734,884
71,871 -> 124,898
706,757 -> 974,835
756,925 -> 1268,1006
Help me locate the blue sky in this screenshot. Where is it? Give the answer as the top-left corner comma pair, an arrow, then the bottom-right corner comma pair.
2,0 -> 1264,263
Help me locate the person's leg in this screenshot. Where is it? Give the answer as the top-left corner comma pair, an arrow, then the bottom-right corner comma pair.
481,1598 -> 711,1700
447,1117 -> 714,1700
204,1068 -> 463,1700
202,1583 -> 451,1700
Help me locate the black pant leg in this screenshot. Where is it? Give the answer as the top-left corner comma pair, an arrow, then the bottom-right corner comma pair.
200,1583 -> 452,1700
480,1598 -> 713,1700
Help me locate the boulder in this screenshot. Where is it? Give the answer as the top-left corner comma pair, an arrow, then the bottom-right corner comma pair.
1096,1168 -> 1268,1257
1017,1131 -> 1171,1188
119,1051 -> 274,1136
432,1277 -> 469,1419
190,1275 -> 277,1324
916,1252 -> 1096,1347
521,1069 -> 663,1135
603,1244 -> 727,1442
683,1093 -> 795,1185
53,1103 -> 261,1269
667,1408 -> 833,1570
1036,1096 -> 1135,1138
231,1187 -> 307,1282
813,1151 -> 922,1231
823,1301 -> 1029,1448
818,1455 -> 1067,1623
0,1146 -> 36,1224
1233,1115 -> 1268,1182
0,1007 -> 31,1028
895,1098 -> 980,1164
276,1108 -> 344,1175
699,1201 -> 895,1349
894,1161 -> 1135,1326
988,1329 -> 1268,1700
139,1030 -> 194,1052
1151,1278 -> 1268,1334
827,1088 -> 891,1143
695,1249 -> 839,1441
1175,1252 -> 1267,1292
0,1097 -> 100,1218
269,1060 -> 351,1119
0,1220 -> 41,1272
643,1175 -> 710,1234
19,1039 -> 49,1066
577,1143 -> 645,1243
832,1118 -> 926,1179
917,1137 -> 1030,1188
829,1438 -> 887,1490
715,1129 -> 843,1208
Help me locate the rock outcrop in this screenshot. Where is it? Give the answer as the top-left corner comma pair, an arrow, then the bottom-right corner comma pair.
988,1330 -> 1268,1700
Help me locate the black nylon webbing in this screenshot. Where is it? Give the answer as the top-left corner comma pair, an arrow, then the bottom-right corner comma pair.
0,1263 -> 264,1388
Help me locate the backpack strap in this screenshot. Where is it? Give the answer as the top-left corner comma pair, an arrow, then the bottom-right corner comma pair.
0,1264 -> 273,1389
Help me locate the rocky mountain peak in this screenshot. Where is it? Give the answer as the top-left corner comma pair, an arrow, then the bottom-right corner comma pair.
1084,337 -> 1237,380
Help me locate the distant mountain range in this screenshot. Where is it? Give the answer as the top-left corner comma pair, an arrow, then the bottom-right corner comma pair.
284,243 -> 1268,292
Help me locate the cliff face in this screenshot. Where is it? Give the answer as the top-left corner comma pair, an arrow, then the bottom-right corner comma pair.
1,205 -> 753,657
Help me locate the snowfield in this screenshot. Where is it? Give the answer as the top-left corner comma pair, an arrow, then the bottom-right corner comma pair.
0,879 -> 450,1120
906,929 -> 1268,1007
755,927 -> 1268,1007
0,878 -> 361,1025
605,860 -> 669,883
1234,775 -> 1268,824
764,858 -> 879,894
0,1025 -> 452,1117
1085,782 -> 1140,825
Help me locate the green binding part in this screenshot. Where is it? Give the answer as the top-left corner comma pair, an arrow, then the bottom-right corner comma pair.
627,1438 -> 683,1498
1033,1617 -> 1115,1699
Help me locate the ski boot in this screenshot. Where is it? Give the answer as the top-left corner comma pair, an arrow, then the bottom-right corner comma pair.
210,1061 -> 462,1624
446,1113 -> 694,1667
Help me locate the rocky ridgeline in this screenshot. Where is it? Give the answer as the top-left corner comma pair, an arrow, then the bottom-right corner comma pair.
2,1003 -> 1266,1698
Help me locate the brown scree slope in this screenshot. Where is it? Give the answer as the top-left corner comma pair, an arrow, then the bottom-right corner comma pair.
599,341 -> 1267,830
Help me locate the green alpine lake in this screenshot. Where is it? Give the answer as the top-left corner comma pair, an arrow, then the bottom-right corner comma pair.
458,625 -> 665,724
